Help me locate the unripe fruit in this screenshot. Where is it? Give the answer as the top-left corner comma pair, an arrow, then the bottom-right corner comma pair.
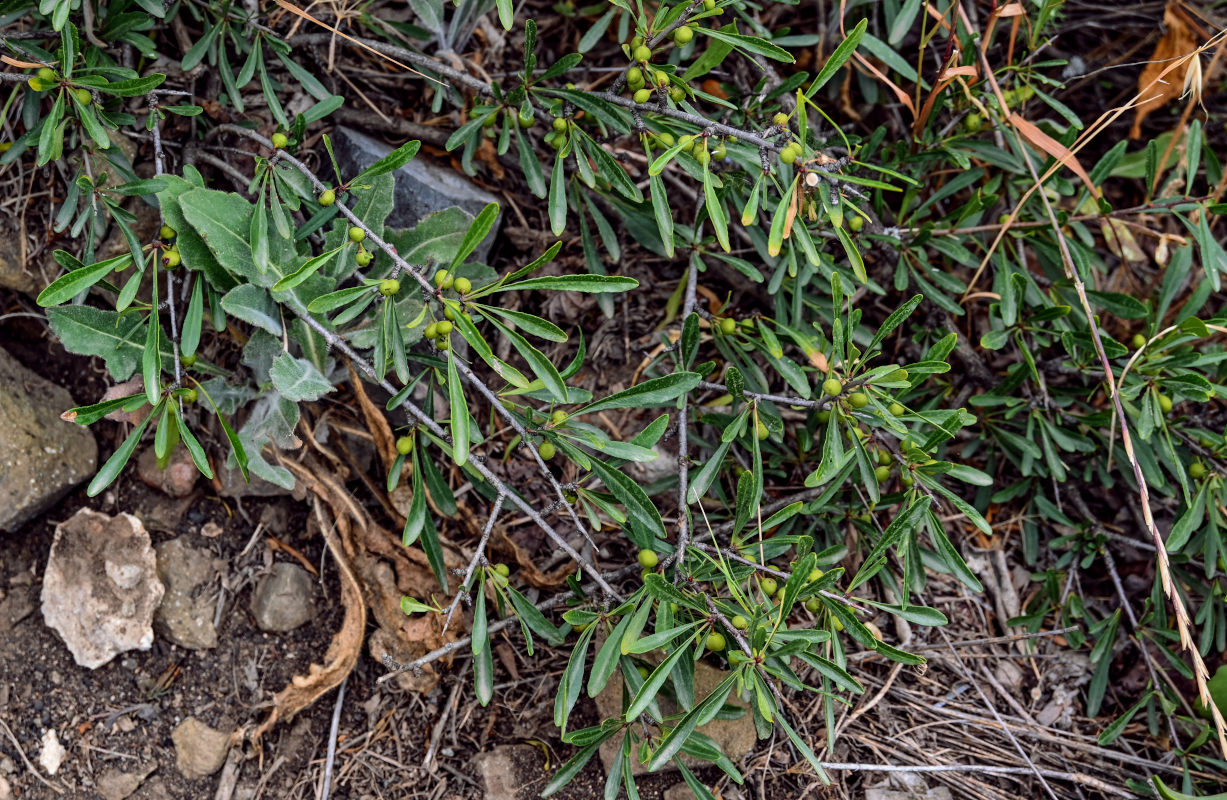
901,473 -> 914,486
181,354 -> 197,367
816,410 -> 831,423
877,449 -> 892,467
349,226 -> 365,243
356,250 -> 373,267
1190,462 -> 1207,479
822,378 -> 843,396
888,402 -> 905,416
518,109 -> 534,128
657,132 -> 675,147
703,0 -> 716,10
482,113 -> 498,128
636,664 -> 650,679
712,142 -> 726,160
808,568 -> 823,582
441,275 -> 454,290
719,317 -> 737,335
379,278 -> 399,296
319,189 -> 336,206
425,322 -> 439,339
759,577 -> 778,596
631,36 -> 645,49
437,320 -> 454,335
443,305 -> 456,320
705,632 -> 726,652
271,132 -> 288,149
965,112 -> 983,131
539,440 -> 556,460
160,224 -> 176,240
1132,333 -> 1147,348
849,392 -> 869,408
396,436 -> 414,455
181,388 -> 198,403
161,249 -> 181,268
1158,394 -> 1173,413
755,419 -> 769,440
633,88 -> 653,104
434,269 -> 450,287
454,276 -> 472,294
27,77 -> 48,91
75,88 -> 92,104
551,409 -> 568,425
37,67 -> 55,82
638,549 -> 659,568
780,146 -> 799,165
553,117 -> 568,132
731,615 -> 748,630
634,45 -> 652,62
848,215 -> 864,232
874,465 -> 891,482
674,26 -> 693,45
805,597 -> 820,612
627,67 -> 644,85
679,135 -> 696,152
889,368 -> 909,383
435,337 -> 450,350
773,112 -> 789,127
669,86 -> 685,103
494,563 -> 510,578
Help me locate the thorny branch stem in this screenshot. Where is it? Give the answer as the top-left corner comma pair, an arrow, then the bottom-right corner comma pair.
440,493 -> 505,636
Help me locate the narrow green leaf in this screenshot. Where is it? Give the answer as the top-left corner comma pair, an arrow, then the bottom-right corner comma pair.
447,353 -> 470,465
87,403 -> 157,496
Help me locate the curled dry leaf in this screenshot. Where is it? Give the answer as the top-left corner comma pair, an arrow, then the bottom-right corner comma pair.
1130,1 -> 1199,138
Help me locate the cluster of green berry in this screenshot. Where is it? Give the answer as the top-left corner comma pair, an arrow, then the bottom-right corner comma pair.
818,373 -> 912,484
26,67 -> 92,105
159,225 -> 181,269
271,132 -> 289,149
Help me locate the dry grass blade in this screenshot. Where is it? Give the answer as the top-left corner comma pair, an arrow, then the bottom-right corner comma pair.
270,0 -> 443,85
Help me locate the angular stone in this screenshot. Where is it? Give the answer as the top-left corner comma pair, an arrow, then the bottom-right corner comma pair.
474,745 -> 534,800
154,537 -> 218,650
96,762 -> 157,800
171,718 -> 231,779
595,660 -> 755,776
40,509 -> 164,669
38,729 -> 66,776
331,126 -> 502,262
0,346 -> 98,532
250,562 -> 315,633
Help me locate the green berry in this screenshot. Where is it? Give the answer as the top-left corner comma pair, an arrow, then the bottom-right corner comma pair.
551,409 -> 568,425
627,67 -> 644,86
808,568 -> 824,582
703,0 -> 716,10
822,378 -> 843,397
719,317 -> 737,335
889,369 -> 909,383
454,276 -> 472,294
379,278 -> 399,296
694,147 -> 710,166
425,322 -> 439,338
27,77 -> 48,92
848,215 -> 865,232
780,146 -> 799,165
1189,462 -> 1207,479
631,36 -> 645,49
673,25 -> 693,45
638,549 -> 659,569
888,402 -> 905,416
442,275 -> 455,290
180,354 -> 197,367
669,85 -> 685,103
553,117 -> 568,132
755,419 -> 769,440
494,563 -> 510,578
874,465 -> 891,482
74,88 -> 92,105
356,250 -> 373,267
712,142 -> 726,160
657,132 -> 675,147
37,67 -> 55,82
1158,394 -> 1174,414
759,577 -> 778,596
159,225 -> 176,240
437,320 -> 454,335
319,189 -> 336,206
816,410 -> 831,423
539,441 -> 556,460
181,389 -> 197,404
161,249 -> 181,268
271,132 -> 289,149
633,88 -> 653,104
705,632 -> 726,652
849,392 -> 869,409
443,305 -> 457,320
435,337 -> 450,350
518,109 -> 534,128
877,449 -> 892,467
654,70 -> 669,87
349,226 -> 366,243
965,112 -> 984,131
731,615 -> 748,630
634,45 -> 653,62
1132,333 -> 1147,348
773,112 -> 789,127
434,269 -> 450,287
805,597 -> 821,613
396,436 -> 414,455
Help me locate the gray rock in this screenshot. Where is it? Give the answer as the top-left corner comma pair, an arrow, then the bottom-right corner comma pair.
171,718 -> 231,779
595,659 -> 755,776
96,762 -> 158,800
40,509 -> 164,669
136,445 -> 199,498
154,537 -> 218,650
250,562 -> 315,633
331,126 -> 502,262
474,745 -> 535,800
0,346 -> 98,532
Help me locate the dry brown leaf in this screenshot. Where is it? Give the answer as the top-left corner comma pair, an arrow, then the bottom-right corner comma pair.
1009,113 -> 1099,199
1130,2 -> 1198,138
348,364 -> 396,473
492,528 -> 575,590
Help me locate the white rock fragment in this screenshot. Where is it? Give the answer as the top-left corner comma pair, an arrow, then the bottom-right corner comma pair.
38,729 -> 66,776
